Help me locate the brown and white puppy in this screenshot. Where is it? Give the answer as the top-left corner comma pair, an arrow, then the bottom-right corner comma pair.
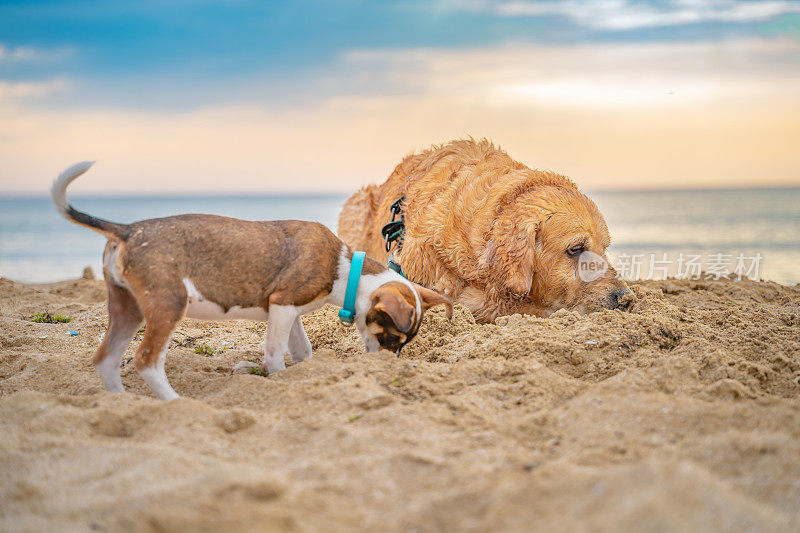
338,138 -> 633,323
51,162 -> 451,400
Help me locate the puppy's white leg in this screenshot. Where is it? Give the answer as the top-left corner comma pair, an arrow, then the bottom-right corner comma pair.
263,305 -> 297,373
134,296 -> 183,401
96,329 -> 140,392
94,281 -> 144,393
137,338 -> 179,400
288,316 -> 313,363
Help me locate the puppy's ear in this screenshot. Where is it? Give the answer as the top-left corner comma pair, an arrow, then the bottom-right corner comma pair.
415,285 -> 453,320
479,210 -> 539,297
370,286 -> 415,333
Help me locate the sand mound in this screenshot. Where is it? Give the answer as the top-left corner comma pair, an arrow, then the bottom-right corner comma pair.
1,275 -> 799,531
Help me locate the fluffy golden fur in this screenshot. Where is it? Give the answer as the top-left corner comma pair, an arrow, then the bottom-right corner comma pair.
338,139 -> 632,322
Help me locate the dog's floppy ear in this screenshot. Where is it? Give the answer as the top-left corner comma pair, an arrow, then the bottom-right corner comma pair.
479,210 -> 539,297
415,285 -> 453,320
370,285 -> 415,333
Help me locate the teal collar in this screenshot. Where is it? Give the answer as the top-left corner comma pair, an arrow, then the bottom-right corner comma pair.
338,251 -> 366,325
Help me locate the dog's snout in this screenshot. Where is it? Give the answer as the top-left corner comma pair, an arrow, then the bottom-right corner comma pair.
606,288 -> 634,311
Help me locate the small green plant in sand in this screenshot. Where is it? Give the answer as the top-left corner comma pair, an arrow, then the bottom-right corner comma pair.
32,313 -> 72,324
243,356 -> 268,377
193,344 -> 220,356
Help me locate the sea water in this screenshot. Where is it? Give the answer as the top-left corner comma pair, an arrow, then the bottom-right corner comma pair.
0,189 -> 797,284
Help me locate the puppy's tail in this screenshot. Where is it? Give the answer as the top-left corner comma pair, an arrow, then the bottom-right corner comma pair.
51,161 -> 131,241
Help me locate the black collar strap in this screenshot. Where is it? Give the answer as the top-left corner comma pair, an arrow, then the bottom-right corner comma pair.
381,194 -> 405,253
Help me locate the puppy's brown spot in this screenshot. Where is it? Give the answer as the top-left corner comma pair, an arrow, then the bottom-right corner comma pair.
415,284 -> 453,319
369,282 -> 416,333
366,282 -> 452,353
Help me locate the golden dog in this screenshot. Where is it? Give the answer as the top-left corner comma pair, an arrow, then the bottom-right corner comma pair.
338,139 -> 633,322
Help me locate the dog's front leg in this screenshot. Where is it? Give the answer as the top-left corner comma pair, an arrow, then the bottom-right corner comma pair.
288,316 -> 312,363
263,304 -> 297,373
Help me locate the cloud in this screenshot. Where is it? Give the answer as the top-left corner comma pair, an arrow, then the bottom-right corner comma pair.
0,43 -> 73,63
336,38 -> 800,107
1,38 -> 799,193
0,79 -> 69,102
0,44 -> 36,62
458,0 -> 800,30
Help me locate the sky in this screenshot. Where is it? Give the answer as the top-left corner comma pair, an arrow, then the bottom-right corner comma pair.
1,0 -> 799,194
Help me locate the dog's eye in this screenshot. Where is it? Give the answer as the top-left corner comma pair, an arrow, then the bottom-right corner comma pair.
566,244 -> 584,257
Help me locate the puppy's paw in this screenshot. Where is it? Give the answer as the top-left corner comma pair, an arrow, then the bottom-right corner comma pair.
231,360 -> 261,375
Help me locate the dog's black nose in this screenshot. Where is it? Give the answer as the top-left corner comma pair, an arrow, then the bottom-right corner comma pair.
607,288 -> 634,311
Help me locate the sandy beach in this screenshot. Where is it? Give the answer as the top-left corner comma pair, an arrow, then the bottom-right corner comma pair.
1,273 -> 799,531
